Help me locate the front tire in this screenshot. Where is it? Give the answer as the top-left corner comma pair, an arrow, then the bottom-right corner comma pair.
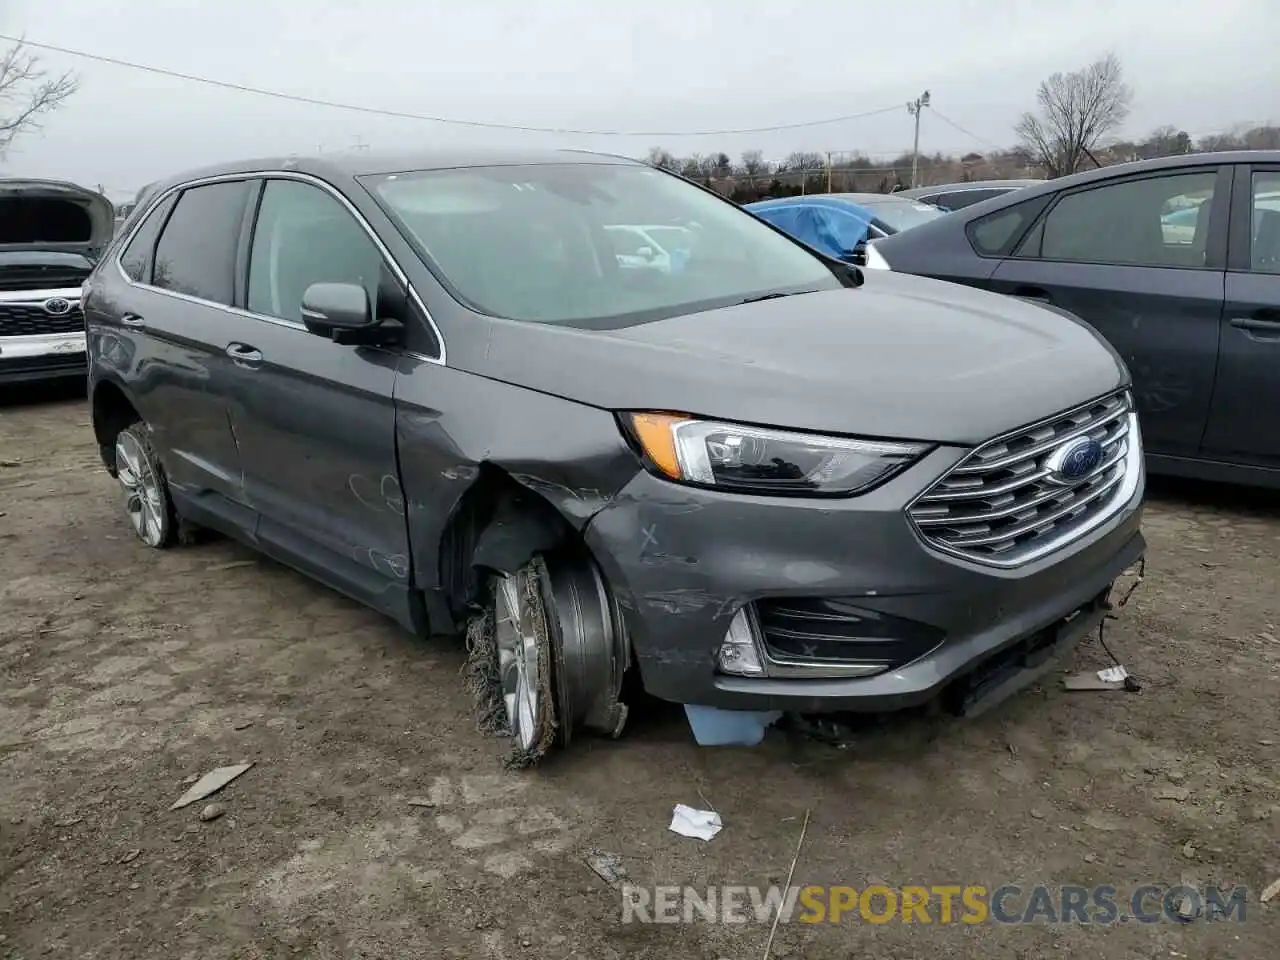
113,423 -> 177,549
465,551 -> 629,767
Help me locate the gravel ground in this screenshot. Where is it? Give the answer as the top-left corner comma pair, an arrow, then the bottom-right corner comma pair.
2,383 -> 1278,959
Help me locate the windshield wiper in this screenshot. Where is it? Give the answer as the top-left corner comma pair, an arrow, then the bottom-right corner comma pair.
738,289 -> 818,304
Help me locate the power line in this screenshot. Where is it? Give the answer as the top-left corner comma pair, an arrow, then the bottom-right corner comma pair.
1,34 -> 905,138
925,106 -> 1004,151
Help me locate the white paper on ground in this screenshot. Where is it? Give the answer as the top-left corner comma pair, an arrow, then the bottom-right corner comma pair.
1097,665 -> 1129,683
169,762 -> 254,810
668,803 -> 723,841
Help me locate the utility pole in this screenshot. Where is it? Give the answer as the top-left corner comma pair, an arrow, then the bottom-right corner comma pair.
826,152 -> 832,193
906,90 -> 931,188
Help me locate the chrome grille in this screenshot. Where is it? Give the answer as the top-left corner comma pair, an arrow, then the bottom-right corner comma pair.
908,391 -> 1135,566
0,301 -> 84,336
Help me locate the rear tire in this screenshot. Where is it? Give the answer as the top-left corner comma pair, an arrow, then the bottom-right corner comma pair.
113,422 -> 178,549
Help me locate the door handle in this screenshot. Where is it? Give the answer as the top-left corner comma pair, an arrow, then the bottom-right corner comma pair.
1230,317 -> 1280,335
225,342 -> 263,366
120,313 -> 146,328
1011,287 -> 1052,303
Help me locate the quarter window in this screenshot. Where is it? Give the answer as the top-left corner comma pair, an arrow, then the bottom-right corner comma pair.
1031,171 -> 1218,268
1249,172 -> 1280,274
118,194 -> 176,283
152,181 -> 252,304
247,180 -> 383,324
967,197 -> 1044,257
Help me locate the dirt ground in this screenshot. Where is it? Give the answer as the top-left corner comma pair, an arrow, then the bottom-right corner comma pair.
2,383 -> 1278,959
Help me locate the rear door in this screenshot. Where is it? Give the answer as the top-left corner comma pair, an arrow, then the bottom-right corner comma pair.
1198,164 -> 1280,466
229,176 -> 410,618
984,165 -> 1230,458
101,179 -> 257,531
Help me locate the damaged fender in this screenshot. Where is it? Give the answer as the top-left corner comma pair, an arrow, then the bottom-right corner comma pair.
392,361 -> 641,603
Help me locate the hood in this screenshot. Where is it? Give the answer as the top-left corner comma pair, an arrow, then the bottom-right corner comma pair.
472,272 -> 1129,446
0,179 -> 115,260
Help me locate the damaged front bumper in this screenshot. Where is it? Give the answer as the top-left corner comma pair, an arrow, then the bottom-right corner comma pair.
582,448 -> 1145,716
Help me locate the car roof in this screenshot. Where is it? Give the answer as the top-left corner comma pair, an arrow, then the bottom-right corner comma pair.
873,150 -> 1280,254
964,151 -> 1280,207
139,147 -> 642,197
897,179 -> 1044,197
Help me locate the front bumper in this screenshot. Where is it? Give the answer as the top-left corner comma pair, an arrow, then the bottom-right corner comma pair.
583,444 -> 1145,715
0,332 -> 87,384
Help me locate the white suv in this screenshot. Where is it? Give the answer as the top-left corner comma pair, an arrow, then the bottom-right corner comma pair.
0,179 -> 113,386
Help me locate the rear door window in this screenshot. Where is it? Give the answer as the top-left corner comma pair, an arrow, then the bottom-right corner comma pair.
152,181 -> 253,305
1023,171 -> 1219,268
118,194 -> 177,283
1249,171 -> 1280,273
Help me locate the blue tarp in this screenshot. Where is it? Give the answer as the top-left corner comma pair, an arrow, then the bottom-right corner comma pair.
746,198 -> 874,259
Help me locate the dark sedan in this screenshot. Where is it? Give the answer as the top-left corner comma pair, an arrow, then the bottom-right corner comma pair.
866,150 -> 1280,488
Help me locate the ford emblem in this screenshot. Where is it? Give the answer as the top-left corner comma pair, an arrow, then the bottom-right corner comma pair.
1046,437 -> 1104,485
43,297 -> 72,316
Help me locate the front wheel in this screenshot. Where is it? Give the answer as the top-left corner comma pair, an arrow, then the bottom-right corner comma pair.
113,423 -> 177,549
465,552 -> 629,767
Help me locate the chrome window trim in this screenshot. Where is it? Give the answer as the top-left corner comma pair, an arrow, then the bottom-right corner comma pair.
111,169 -> 446,365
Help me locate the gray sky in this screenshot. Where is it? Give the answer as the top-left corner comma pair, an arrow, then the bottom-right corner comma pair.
3,0 -> 1276,199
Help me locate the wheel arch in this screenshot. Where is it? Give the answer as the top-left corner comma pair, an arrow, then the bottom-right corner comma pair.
437,462 -> 600,622
90,376 -> 143,475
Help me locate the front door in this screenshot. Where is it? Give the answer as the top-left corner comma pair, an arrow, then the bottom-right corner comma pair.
985,165 -> 1229,458
1199,164 -> 1280,467
229,176 -> 410,618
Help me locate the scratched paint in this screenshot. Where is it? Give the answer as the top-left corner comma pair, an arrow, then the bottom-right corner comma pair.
442,465 -> 479,482
641,588 -> 728,616
381,474 -> 405,515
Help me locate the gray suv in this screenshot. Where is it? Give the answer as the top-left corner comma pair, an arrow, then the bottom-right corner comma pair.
82,148 -> 1146,759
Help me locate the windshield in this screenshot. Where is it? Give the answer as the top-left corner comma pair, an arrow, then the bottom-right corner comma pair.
865,199 -> 946,234
363,163 -> 843,325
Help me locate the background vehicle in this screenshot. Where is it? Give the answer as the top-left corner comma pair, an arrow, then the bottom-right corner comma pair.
84,149 -> 1143,761
896,179 -> 1044,211
603,223 -> 692,272
866,151 -> 1280,488
745,193 -> 946,264
0,179 -> 113,386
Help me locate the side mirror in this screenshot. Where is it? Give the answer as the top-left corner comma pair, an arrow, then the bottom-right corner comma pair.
839,243 -> 867,267
636,245 -> 656,260
301,282 -> 373,336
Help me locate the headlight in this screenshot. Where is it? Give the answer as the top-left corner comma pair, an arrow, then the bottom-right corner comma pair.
624,413 -> 930,496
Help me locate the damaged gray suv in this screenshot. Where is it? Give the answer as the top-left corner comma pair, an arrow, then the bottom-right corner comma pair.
82,148 -> 1145,760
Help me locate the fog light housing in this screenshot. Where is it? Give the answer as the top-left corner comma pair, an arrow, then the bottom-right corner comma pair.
716,608 -> 765,676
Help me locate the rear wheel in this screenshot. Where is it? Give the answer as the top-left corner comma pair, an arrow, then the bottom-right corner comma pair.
113,423 -> 178,549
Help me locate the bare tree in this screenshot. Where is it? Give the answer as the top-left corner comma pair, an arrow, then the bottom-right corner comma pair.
1014,53 -> 1132,178
646,146 -> 680,172
739,150 -> 766,177
0,41 -> 78,156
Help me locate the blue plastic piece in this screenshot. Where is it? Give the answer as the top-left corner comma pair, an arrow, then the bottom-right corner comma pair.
683,704 -> 783,746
